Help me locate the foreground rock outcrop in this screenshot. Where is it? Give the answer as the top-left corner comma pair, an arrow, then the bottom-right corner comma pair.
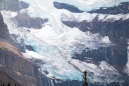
0,11 -> 41,86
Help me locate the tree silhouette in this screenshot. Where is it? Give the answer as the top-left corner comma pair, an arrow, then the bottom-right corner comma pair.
7,83 -> 10,86
83,71 -> 88,86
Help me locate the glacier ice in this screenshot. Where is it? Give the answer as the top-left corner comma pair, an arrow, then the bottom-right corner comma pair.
2,14 -> 116,81
1,0 -> 128,83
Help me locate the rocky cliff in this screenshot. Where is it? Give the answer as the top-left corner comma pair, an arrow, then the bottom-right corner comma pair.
0,12 -> 9,40
0,12 -> 41,86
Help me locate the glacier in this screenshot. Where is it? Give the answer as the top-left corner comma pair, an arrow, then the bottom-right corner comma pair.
1,0 -> 129,84
1,11 -> 117,82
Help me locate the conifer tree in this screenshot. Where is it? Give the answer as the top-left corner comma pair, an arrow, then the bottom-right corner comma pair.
83,71 -> 88,86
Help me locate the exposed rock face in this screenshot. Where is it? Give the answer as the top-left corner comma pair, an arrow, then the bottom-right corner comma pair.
9,34 -> 25,53
89,2 -> 129,14
25,45 -> 35,51
62,16 -> 129,73
53,1 -> 84,13
0,70 -> 22,86
0,11 -> 25,52
0,12 -> 9,40
0,0 -> 29,12
0,12 -> 41,86
13,13 -> 48,29
73,45 -> 128,73
61,4 -> 129,85
62,18 -> 129,43
0,40 -> 41,86
39,73 -> 129,86
40,74 -> 82,86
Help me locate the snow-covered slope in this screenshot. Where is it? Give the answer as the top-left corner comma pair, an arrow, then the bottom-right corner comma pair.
1,0 -> 129,85
2,12 -> 114,81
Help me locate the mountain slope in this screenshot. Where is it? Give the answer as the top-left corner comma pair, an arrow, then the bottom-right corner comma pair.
0,0 -> 129,86
0,11 -> 41,86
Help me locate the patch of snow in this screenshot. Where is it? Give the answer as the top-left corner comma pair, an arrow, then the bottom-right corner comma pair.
1,11 -> 18,18
62,13 -> 129,22
71,13 -> 97,22
71,59 -> 119,83
99,61 -> 117,71
124,45 -> 129,75
101,36 -> 111,44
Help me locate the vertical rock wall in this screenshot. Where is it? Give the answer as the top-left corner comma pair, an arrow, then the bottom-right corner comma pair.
0,11 -> 41,86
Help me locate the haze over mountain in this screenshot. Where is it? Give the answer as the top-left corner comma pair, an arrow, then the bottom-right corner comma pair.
0,0 -> 129,86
